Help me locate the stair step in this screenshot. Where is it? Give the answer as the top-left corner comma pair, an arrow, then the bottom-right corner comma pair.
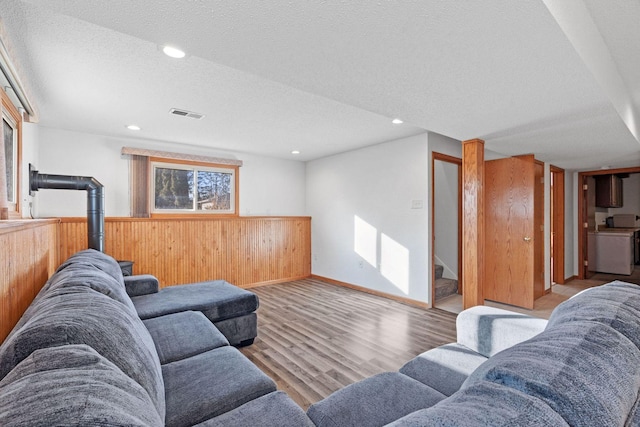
435,278 -> 458,300
435,264 -> 444,280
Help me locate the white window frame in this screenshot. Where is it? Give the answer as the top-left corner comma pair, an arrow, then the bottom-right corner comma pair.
150,160 -> 237,215
0,87 -> 21,218
3,112 -> 17,205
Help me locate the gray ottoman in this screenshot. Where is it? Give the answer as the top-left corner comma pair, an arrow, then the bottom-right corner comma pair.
131,280 -> 259,346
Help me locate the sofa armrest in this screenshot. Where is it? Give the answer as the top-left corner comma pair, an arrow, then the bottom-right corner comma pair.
456,306 -> 548,358
124,275 -> 159,297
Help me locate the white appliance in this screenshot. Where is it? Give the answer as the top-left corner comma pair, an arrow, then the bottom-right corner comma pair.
588,231 -> 634,275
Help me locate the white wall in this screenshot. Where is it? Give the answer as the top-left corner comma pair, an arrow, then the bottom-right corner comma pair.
306,131 -> 461,306
34,126 -> 306,217
434,159 -> 458,280
239,154 -> 306,216
20,122 -> 39,218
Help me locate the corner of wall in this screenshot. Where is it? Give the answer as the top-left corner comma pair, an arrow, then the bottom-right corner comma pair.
21,122 -> 39,218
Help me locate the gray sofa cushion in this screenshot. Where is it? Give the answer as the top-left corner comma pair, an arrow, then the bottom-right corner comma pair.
388,381 -> 568,426
4,254 -> 134,342
56,248 -> 125,285
132,280 -> 259,322
0,344 -> 163,427
0,287 -> 165,420
626,396 -> 640,427
194,391 -> 315,427
163,345 -> 276,427
547,280 -> 640,349
464,321 -> 640,427
399,343 -> 488,396
143,311 -> 229,364
213,312 -> 258,345
43,265 -> 137,314
307,372 -> 446,427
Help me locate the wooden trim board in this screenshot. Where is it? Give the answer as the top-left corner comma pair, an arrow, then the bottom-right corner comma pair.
311,274 -> 430,309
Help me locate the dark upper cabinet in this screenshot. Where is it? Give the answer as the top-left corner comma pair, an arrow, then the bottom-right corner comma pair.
595,175 -> 623,208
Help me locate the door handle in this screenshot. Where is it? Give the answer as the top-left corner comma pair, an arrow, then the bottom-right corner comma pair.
523,237 -> 532,242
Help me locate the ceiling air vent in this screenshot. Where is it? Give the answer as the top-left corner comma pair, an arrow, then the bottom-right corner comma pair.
169,108 -> 204,120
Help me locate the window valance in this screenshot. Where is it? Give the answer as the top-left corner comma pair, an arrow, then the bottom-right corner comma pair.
121,147 -> 243,167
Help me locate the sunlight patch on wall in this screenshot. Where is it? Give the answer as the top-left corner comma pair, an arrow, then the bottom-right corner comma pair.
354,215 -> 377,267
381,233 -> 409,294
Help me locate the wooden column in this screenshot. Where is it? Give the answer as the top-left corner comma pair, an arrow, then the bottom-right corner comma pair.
462,139 -> 484,309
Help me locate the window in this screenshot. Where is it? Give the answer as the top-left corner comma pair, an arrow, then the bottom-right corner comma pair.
3,113 -> 16,205
0,88 -> 21,218
123,147 -> 242,218
150,160 -> 237,215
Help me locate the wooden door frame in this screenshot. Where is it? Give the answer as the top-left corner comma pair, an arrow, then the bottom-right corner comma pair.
550,165 -> 565,285
431,152 -> 462,306
578,166 -> 640,279
534,159 -> 545,299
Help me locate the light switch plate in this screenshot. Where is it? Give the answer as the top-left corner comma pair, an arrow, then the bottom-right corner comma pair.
411,199 -> 424,209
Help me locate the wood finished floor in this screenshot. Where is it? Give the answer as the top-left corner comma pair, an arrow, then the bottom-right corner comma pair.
239,278 -> 457,410
435,278 -> 610,319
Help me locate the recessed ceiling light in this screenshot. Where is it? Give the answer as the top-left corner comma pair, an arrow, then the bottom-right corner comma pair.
291,150 -> 300,155
162,45 -> 186,59
392,118 -> 403,125
126,125 -> 141,131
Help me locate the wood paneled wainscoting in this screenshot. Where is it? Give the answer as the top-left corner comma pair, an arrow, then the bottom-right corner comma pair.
0,220 -> 59,342
58,217 -> 312,289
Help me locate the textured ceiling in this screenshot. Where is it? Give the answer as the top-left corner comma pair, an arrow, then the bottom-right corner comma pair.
2,0 -> 639,168
583,0 -> 640,107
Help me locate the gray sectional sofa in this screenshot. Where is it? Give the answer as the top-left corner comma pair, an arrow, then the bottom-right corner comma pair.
4,248 -> 640,426
0,249 -> 314,426
307,280 -> 640,426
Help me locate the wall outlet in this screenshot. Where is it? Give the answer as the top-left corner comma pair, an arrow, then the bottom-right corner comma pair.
410,199 -> 424,209
358,260 -> 364,269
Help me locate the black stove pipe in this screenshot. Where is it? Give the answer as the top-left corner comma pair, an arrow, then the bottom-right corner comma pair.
30,168 -> 105,252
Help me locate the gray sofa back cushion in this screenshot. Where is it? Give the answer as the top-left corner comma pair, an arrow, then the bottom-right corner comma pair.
43,265 -> 137,314
0,344 -> 163,426
55,248 -> 125,285
0,287 -> 165,421
388,381 -> 568,426
547,280 -> 640,349
464,321 -> 640,427
4,249 -> 132,343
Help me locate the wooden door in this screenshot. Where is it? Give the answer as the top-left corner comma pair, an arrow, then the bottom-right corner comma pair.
484,155 -> 535,309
